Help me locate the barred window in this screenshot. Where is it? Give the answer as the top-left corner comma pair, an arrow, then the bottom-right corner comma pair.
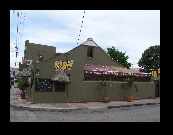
39,55 -> 44,61
87,46 -> 94,57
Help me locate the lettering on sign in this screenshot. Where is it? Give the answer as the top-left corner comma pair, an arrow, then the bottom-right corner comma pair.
55,60 -> 74,71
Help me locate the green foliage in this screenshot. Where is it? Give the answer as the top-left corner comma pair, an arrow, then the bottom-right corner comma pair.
138,45 -> 160,73
121,77 -> 138,92
98,80 -> 113,97
106,46 -> 132,69
17,77 -> 29,92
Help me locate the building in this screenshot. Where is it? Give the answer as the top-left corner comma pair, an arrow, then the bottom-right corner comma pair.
10,67 -> 19,86
19,40 -> 56,71
19,38 -> 155,103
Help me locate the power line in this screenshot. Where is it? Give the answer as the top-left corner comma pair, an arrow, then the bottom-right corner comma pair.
77,11 -> 85,45
11,10 -> 27,67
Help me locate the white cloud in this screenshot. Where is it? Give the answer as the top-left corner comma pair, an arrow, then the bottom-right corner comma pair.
10,10 -> 160,68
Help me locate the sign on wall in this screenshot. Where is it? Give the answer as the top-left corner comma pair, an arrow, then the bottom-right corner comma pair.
55,60 -> 74,71
35,78 -> 52,92
151,70 -> 158,77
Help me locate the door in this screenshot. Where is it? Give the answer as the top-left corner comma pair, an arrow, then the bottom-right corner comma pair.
154,80 -> 160,97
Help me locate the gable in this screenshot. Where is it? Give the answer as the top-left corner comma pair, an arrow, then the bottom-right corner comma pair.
81,38 -> 98,46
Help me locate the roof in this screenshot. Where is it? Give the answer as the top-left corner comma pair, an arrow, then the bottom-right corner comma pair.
51,67 -> 70,82
131,68 -> 141,72
84,64 -> 151,77
16,65 -> 32,77
81,38 -> 98,46
11,67 -> 19,70
131,68 -> 160,74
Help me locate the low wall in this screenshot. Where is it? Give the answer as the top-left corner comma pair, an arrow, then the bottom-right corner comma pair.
31,81 -> 155,103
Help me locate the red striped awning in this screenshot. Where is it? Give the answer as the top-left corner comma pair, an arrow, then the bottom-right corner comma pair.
84,64 -> 151,77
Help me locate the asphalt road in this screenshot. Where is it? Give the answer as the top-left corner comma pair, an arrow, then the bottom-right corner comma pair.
10,104 -> 160,122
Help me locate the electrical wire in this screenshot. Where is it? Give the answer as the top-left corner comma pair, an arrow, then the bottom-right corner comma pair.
77,11 -> 85,45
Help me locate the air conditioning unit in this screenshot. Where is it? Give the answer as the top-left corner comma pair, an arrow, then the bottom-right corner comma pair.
27,60 -> 32,65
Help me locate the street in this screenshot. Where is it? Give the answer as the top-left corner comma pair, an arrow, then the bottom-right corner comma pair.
10,104 -> 160,122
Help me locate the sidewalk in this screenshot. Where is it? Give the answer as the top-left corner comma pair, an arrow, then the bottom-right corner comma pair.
10,86 -> 160,112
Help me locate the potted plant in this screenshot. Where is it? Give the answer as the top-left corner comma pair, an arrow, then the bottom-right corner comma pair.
98,80 -> 113,103
17,77 -> 29,99
121,77 -> 138,102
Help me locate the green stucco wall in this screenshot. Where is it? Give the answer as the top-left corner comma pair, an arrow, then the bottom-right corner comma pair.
30,45 -> 155,103
68,81 -> 155,102
19,64 -> 26,71
25,40 -> 56,63
31,81 -> 155,103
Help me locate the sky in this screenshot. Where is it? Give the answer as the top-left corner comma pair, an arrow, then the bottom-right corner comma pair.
10,10 -> 160,68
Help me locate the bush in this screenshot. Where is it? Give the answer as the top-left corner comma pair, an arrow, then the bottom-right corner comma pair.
121,77 -> 138,92
17,77 -> 29,92
98,80 -> 113,97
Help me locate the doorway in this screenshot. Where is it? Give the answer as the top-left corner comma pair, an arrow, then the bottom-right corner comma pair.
154,80 -> 160,97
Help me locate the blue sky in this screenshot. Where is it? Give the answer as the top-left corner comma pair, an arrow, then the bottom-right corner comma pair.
10,10 -> 160,68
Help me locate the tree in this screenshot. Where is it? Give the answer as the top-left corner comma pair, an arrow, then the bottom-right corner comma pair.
106,46 -> 132,69
138,45 -> 160,73
17,77 -> 29,92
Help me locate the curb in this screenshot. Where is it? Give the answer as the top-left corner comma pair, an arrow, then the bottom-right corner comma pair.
10,102 -> 160,112
10,104 -> 76,112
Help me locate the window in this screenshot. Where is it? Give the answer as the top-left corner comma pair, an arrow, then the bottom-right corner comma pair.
39,55 -> 44,61
87,46 -> 94,57
55,82 -> 66,92
36,66 -> 39,75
